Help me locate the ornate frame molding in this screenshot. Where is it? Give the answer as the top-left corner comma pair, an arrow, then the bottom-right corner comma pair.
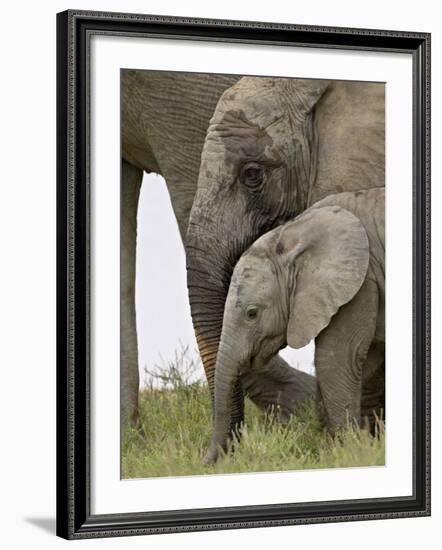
56,10 -> 431,539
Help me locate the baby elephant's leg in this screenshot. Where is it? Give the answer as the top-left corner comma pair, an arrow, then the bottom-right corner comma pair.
361,341 -> 385,432
314,279 -> 379,433
241,355 -> 316,423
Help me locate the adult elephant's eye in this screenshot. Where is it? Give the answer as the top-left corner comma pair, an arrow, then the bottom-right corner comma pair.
240,162 -> 265,190
246,305 -> 259,320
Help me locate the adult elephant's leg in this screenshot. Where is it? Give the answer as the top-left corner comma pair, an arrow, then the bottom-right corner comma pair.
121,159 -> 143,423
241,356 -> 316,423
314,279 -> 378,432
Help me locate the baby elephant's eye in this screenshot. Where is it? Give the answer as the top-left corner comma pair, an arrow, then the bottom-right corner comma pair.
246,306 -> 258,320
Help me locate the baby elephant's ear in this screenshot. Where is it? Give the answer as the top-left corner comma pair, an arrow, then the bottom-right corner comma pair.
278,206 -> 370,350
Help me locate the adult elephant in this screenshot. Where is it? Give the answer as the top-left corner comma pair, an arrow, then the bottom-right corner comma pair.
121,69 -> 238,422
121,70 -> 315,422
186,77 -> 385,435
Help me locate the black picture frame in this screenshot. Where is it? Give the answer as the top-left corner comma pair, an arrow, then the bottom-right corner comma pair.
56,9 -> 431,540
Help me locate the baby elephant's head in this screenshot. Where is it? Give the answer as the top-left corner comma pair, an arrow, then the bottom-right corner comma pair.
222,246 -> 288,373
205,205 -> 370,463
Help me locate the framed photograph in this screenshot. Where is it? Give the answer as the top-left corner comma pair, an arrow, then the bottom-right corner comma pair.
56,10 -> 431,539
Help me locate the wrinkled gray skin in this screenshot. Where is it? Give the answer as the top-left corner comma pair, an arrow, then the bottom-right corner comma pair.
121,70 -> 315,422
205,188 -> 385,463
186,77 -> 384,435
121,70 -> 238,422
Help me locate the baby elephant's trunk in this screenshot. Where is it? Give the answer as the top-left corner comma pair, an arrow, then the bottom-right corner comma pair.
204,337 -> 242,464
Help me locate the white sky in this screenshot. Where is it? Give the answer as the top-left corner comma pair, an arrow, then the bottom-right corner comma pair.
135,173 -> 314,388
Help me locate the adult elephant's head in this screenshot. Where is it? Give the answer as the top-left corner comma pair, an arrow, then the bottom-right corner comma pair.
185,77 -> 329,421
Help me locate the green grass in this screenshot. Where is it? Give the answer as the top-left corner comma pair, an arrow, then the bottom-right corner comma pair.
121,354 -> 385,479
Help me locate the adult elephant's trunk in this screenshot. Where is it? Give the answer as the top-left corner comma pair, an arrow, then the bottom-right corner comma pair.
186,216 -> 245,434
186,176 -> 251,433
204,330 -> 243,464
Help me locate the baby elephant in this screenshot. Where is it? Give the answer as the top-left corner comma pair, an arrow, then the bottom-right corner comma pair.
205,187 -> 384,464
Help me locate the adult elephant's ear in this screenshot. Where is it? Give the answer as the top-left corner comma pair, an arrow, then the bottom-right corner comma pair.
277,206 -> 370,350
287,79 -> 329,117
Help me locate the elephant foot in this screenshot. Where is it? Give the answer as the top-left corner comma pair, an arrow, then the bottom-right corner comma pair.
203,440 -> 225,465
203,445 -> 220,465
204,434 -> 234,465
361,408 -> 385,437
